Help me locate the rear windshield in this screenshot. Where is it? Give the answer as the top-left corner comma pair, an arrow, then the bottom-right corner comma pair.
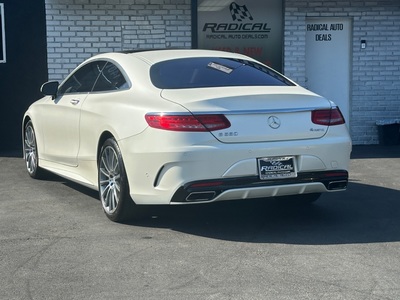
150,57 -> 294,89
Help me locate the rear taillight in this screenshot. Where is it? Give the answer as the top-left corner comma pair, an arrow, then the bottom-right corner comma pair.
145,114 -> 231,131
311,108 -> 345,126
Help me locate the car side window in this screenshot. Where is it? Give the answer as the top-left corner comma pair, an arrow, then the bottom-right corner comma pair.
92,62 -> 129,92
58,61 -> 107,95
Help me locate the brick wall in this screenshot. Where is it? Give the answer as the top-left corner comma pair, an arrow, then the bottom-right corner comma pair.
45,0 -> 400,144
45,0 -> 191,82
284,0 -> 400,144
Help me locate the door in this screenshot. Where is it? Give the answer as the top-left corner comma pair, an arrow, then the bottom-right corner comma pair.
41,60 -> 106,166
41,94 -> 86,166
306,18 -> 352,126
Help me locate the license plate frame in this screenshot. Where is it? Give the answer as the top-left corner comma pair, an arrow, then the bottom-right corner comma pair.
258,156 -> 297,180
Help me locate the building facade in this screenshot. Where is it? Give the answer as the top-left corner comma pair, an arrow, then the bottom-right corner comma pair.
0,0 -> 47,152
44,0 -> 400,145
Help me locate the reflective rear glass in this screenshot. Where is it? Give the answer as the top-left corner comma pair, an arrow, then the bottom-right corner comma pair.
150,57 -> 294,89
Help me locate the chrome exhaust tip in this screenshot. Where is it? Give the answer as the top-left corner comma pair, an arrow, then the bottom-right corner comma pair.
186,191 -> 216,202
328,180 -> 348,190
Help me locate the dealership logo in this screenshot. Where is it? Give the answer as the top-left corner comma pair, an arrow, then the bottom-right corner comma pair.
230,2 -> 253,22
202,2 -> 271,33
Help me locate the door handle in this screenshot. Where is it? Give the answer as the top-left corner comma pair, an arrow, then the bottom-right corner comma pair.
70,99 -> 80,105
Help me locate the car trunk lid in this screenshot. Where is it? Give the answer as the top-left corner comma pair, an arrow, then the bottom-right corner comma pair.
160,86 -> 333,143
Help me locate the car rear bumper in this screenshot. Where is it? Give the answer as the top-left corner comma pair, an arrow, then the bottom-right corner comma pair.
171,170 -> 348,203
119,128 -> 351,205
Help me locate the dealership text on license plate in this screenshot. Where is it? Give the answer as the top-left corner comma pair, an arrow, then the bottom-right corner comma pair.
258,156 -> 297,180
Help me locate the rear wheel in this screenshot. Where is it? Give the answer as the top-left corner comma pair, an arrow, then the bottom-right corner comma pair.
23,120 -> 45,179
98,138 -> 137,222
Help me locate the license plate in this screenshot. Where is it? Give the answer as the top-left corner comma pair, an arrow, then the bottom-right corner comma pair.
258,156 -> 297,180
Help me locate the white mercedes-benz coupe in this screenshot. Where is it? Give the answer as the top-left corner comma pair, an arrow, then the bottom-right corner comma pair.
23,49 -> 352,222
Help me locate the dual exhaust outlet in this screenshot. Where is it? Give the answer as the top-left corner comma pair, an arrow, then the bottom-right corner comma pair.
184,180 -> 348,203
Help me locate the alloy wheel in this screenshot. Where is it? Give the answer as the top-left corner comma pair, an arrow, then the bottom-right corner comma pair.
24,122 -> 38,176
99,145 -> 122,214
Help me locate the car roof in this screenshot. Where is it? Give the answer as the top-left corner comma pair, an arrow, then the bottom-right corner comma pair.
93,49 -> 256,66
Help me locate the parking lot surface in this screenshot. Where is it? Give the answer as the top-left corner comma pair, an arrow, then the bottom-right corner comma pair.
1,145 -> 400,300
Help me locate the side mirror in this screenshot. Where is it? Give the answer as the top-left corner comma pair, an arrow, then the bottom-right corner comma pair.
40,81 -> 59,99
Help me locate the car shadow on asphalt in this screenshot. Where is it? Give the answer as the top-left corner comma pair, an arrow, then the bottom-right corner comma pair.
126,181 -> 400,245
351,145 -> 400,159
25,145 -> 400,245
58,166 -> 400,245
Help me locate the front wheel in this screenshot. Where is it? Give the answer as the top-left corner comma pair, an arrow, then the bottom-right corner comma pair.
98,138 -> 137,222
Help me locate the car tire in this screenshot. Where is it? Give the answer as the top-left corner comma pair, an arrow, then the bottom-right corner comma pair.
23,120 -> 45,179
275,193 -> 322,204
98,138 -> 137,222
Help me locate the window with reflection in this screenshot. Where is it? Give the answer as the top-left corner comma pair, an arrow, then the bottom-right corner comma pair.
92,62 -> 129,92
58,61 -> 107,94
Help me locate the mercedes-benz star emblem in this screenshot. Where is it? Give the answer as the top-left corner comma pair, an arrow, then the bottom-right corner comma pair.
268,116 -> 281,129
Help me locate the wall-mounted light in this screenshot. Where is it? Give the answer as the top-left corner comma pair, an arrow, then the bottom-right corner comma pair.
361,40 -> 367,49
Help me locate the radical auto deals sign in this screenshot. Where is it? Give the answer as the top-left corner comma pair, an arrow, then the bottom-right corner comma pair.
197,0 -> 283,71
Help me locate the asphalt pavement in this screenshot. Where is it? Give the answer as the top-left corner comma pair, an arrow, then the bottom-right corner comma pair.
1,145 -> 400,300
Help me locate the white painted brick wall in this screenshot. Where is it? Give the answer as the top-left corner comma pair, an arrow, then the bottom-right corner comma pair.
45,0 -> 191,82
45,0 -> 400,145
284,0 -> 400,144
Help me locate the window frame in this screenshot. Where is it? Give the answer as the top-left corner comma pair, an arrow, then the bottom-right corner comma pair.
58,60 -> 107,95
58,59 -> 131,96
91,60 -> 131,93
